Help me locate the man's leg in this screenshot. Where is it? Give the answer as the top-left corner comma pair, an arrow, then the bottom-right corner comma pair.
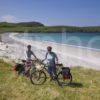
48,66 -> 53,80
52,66 -> 57,78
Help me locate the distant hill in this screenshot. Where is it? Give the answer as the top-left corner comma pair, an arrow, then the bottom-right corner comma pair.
0,21 -> 100,33
0,21 -> 44,27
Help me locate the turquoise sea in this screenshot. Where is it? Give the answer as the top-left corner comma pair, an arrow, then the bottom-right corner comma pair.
16,32 -> 100,50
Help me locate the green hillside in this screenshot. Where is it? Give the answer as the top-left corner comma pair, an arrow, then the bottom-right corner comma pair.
0,59 -> 100,100
0,22 -> 100,33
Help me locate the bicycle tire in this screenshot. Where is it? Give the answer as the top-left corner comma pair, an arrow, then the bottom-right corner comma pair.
57,71 -> 72,86
30,70 -> 47,85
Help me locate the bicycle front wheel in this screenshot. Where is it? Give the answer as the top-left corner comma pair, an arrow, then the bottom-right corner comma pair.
30,70 -> 46,85
57,71 -> 72,86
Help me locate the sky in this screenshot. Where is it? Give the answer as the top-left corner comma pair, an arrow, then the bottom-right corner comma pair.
0,0 -> 100,26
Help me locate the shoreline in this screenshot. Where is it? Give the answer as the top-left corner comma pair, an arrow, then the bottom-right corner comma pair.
0,33 -> 100,70
10,33 -> 100,70
15,32 -> 100,52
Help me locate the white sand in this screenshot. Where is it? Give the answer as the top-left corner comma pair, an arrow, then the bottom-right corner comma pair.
0,33 -> 100,70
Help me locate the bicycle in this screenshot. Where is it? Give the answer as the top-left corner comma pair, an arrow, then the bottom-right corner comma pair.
30,60 -> 72,86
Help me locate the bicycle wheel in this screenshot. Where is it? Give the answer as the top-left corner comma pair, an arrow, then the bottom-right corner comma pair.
57,71 -> 72,86
30,70 -> 46,85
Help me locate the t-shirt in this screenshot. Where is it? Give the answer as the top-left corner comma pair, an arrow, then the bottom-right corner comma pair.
46,52 -> 57,66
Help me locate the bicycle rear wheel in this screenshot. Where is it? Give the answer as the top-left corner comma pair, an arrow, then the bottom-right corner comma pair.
57,71 -> 72,86
30,70 -> 46,85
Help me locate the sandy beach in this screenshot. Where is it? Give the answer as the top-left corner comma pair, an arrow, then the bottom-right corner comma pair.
0,33 -> 100,70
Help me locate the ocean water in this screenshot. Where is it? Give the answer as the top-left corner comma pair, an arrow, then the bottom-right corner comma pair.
16,32 -> 100,50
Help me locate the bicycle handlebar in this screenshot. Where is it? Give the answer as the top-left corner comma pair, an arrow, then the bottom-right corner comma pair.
18,59 -> 63,68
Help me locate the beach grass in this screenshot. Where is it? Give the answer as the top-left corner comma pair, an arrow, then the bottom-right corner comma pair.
0,59 -> 100,100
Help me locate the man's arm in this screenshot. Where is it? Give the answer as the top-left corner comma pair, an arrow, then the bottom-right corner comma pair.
55,53 -> 58,63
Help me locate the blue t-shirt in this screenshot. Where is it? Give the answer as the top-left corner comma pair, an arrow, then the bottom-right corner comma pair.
46,52 -> 57,66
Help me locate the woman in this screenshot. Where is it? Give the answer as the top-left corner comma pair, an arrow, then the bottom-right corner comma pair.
25,45 -> 37,76
26,45 -> 37,60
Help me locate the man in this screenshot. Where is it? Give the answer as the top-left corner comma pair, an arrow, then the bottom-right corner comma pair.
42,46 -> 58,80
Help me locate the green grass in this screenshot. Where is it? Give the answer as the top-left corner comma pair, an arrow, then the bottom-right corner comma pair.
0,59 -> 100,100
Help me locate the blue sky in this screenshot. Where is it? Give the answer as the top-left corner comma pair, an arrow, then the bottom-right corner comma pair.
0,0 -> 100,26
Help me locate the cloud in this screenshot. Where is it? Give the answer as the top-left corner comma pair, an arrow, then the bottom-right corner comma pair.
1,15 -> 17,22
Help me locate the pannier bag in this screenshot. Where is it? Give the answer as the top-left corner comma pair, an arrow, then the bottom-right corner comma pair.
62,67 -> 70,79
14,64 -> 25,75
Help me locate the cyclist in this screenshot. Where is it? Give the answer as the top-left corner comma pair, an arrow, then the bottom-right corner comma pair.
25,45 -> 37,76
26,45 -> 37,60
42,46 -> 58,81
